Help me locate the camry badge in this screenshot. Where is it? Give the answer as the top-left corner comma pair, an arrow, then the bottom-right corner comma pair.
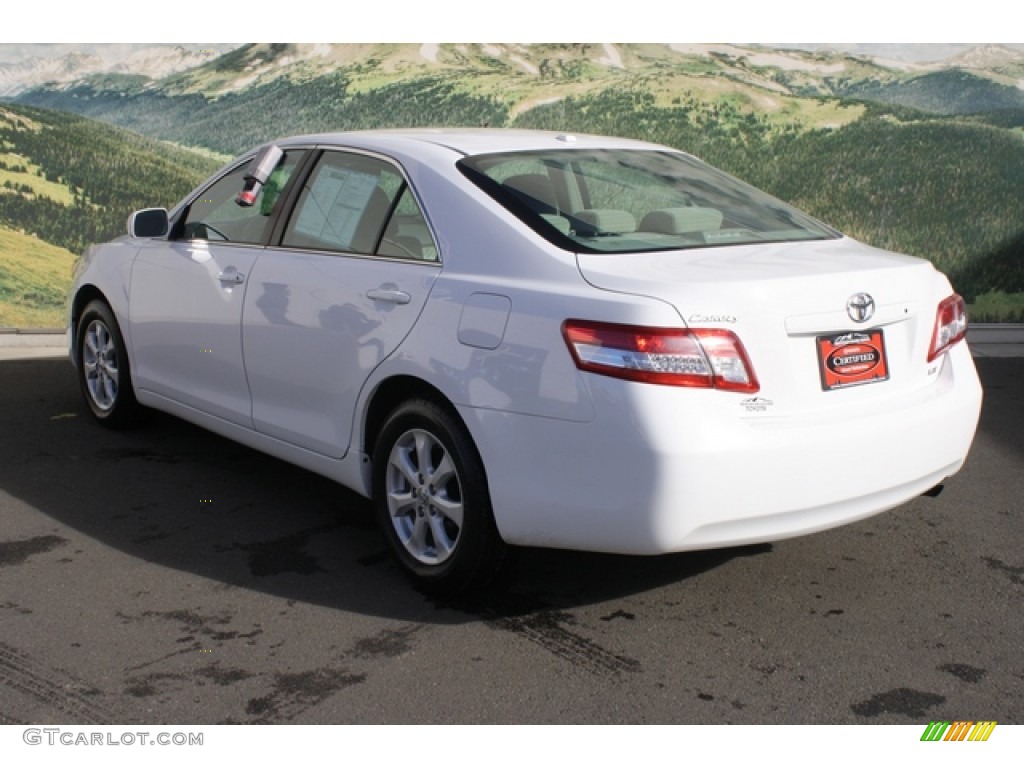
846,293 -> 875,323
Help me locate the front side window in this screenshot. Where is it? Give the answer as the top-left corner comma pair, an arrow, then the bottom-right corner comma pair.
458,149 -> 839,254
177,150 -> 305,244
282,151 -> 438,261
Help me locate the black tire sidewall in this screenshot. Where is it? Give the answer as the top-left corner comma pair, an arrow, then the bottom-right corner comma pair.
76,300 -> 142,427
372,399 -> 505,594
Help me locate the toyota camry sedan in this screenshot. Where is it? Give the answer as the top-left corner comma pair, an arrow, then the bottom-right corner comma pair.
68,128 -> 983,592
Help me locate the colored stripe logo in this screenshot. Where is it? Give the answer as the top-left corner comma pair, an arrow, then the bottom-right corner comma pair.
921,721 -> 997,741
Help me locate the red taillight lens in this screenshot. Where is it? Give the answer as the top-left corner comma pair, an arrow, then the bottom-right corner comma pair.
562,320 -> 759,393
928,294 -> 968,362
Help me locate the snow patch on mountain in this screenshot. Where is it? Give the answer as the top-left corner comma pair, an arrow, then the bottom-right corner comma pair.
599,44 -> 624,69
0,45 -> 225,97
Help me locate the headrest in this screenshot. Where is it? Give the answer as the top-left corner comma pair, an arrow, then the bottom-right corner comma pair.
503,174 -> 557,212
575,209 -> 637,235
640,207 -> 723,234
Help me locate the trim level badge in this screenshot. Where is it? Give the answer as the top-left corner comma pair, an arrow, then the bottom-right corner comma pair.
846,293 -> 875,323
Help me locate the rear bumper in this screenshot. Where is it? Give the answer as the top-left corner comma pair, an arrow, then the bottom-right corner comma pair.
464,342 -> 982,554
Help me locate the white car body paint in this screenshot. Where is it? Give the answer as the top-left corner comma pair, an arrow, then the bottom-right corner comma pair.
68,129 -> 983,559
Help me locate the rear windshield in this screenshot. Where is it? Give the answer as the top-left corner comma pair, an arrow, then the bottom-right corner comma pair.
457,148 -> 839,253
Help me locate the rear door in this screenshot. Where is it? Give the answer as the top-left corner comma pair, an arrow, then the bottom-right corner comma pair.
242,149 -> 441,458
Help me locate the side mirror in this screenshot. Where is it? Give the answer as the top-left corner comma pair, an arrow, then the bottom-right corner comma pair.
128,208 -> 169,238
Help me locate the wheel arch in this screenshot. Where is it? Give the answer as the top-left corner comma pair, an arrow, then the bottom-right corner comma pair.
364,374 -> 511,592
73,291 -> 147,427
362,375 -> 472,460
69,284 -> 111,367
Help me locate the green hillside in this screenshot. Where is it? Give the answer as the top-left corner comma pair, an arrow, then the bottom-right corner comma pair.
843,70 -> 1024,115
4,44 -> 1024,324
14,43 -> 865,156
752,116 -> 1024,303
0,104 -> 220,255
0,225 -> 76,328
0,104 -> 221,327
513,92 -> 1024,306
15,73 -> 515,157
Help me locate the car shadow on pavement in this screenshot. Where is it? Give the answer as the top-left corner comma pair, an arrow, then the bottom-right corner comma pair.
0,358 -> 769,625
972,358 -> 1024,461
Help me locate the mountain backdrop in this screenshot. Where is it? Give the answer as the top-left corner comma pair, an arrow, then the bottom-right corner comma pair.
2,42 -> 1023,327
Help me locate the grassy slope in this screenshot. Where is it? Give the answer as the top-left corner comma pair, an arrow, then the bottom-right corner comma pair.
5,46 -> 1023,325
0,225 -> 75,328
0,151 -> 80,205
0,104 -> 219,327
15,45 -> 869,157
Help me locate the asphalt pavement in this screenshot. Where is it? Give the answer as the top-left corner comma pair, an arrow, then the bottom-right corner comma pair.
0,328 -> 1021,727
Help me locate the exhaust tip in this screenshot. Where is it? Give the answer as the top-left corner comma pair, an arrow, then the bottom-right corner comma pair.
922,483 -> 945,498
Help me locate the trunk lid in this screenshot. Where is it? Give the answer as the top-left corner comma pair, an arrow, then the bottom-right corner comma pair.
576,237 -> 953,416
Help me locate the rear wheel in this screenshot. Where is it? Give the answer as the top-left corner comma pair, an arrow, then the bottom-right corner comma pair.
372,399 -> 509,594
76,300 -> 146,428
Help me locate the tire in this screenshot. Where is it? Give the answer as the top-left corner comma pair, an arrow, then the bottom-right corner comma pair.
76,300 -> 146,428
372,399 -> 509,594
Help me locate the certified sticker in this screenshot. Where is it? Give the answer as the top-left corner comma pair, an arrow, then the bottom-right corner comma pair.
816,330 -> 889,391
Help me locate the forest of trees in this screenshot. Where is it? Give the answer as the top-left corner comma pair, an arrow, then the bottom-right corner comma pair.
842,70 -> 1024,115
0,105 -> 219,255
3,67 -> 1024,321
18,73 -> 511,157
512,88 -> 1024,306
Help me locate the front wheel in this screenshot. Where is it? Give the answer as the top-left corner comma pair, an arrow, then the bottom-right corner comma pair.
76,300 -> 146,428
372,399 -> 509,594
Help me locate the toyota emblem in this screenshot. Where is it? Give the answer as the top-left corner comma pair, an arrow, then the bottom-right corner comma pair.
846,293 -> 875,323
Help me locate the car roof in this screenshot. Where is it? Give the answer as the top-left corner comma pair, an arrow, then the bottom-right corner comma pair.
271,128 -> 673,157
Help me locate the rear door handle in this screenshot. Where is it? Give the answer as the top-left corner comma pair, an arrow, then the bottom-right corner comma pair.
367,288 -> 411,305
218,270 -> 245,284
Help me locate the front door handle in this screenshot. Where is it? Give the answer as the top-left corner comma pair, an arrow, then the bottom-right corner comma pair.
367,288 -> 411,305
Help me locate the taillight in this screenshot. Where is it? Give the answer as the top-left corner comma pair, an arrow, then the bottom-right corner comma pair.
927,294 -> 967,362
562,320 -> 759,393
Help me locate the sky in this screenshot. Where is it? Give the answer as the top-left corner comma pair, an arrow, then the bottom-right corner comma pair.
0,44 -> 237,65
773,43 -> 1024,62
0,1 -> 1016,55
1,43 -> 1021,68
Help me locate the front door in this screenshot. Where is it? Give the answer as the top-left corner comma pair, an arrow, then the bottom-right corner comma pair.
130,151 -> 306,426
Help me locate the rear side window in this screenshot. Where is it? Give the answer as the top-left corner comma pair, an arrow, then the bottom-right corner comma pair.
178,150 -> 305,244
282,151 -> 438,261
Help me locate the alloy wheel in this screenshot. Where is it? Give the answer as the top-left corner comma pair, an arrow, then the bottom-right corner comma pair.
384,427 -> 464,565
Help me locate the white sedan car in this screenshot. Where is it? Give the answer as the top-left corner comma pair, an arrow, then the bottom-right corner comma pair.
68,129 -> 983,592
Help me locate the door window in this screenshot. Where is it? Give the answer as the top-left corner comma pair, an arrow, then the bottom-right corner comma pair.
178,150 -> 305,244
282,151 -> 438,261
